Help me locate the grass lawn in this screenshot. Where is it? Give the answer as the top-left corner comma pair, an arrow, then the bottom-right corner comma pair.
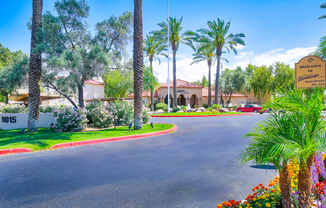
0,124 -> 174,151
152,111 -> 245,116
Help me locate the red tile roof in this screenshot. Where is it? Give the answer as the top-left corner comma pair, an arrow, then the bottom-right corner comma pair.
202,88 -> 247,97
160,79 -> 202,88
85,80 -> 104,86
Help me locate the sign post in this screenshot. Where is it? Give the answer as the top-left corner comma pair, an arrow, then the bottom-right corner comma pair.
295,55 -> 326,89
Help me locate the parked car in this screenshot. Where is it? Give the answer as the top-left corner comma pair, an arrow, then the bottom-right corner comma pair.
236,104 -> 265,113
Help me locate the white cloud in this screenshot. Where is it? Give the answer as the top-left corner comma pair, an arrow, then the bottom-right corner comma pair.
152,46 -> 317,83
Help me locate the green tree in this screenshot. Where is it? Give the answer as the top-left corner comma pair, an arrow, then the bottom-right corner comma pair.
143,34 -> 166,110
272,62 -> 294,94
0,44 -> 14,69
319,2 -> 326,19
185,31 -> 215,106
154,17 -> 185,108
243,64 -> 256,94
28,0 -> 43,131
220,67 -> 245,106
104,69 -> 132,99
315,36 -> 326,59
249,66 -> 273,104
198,18 -> 245,104
143,67 -> 159,105
133,0 -> 143,129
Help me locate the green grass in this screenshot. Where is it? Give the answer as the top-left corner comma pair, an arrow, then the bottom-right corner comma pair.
152,111 -> 243,116
0,124 -> 174,151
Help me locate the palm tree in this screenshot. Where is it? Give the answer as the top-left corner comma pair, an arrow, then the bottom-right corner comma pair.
154,17 -> 184,108
143,34 -> 166,111
242,112 -> 295,208
185,31 -> 215,106
198,18 -> 245,104
133,0 -> 143,129
319,3 -> 326,19
28,0 -> 43,131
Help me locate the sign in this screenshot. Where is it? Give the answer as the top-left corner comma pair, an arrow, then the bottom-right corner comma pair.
295,56 -> 326,88
1,116 -> 16,123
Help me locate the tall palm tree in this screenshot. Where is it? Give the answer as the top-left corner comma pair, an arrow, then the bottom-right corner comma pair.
143,34 -> 166,111
28,0 -> 43,131
185,31 -> 215,107
133,0 -> 143,130
198,18 -> 245,104
154,17 -> 184,108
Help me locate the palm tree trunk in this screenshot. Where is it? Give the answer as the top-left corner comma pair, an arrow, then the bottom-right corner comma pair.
214,53 -> 221,104
298,156 -> 313,208
133,0 -> 143,129
150,59 -> 154,111
172,48 -> 177,108
208,60 -> 212,107
279,161 -> 291,208
28,0 -> 43,131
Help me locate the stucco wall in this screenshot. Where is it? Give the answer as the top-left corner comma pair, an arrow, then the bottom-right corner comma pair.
0,113 -> 56,130
83,84 -> 105,100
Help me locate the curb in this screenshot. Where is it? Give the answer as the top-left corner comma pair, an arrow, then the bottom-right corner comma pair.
50,124 -> 178,150
151,113 -> 253,118
0,148 -> 33,156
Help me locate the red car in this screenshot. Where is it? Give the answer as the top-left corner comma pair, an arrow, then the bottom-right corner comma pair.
236,104 -> 265,113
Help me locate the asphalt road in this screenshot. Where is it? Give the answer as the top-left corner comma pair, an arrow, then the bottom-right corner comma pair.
0,114 -> 276,208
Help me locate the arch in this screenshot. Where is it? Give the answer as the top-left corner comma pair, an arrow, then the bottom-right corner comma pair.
190,94 -> 198,107
164,95 -> 173,107
177,94 -> 186,106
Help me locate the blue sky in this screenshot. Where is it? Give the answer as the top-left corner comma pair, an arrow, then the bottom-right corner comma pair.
1,0 -> 326,81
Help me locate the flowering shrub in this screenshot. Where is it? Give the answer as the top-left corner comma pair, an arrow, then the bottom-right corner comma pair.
86,100 -> 113,128
107,100 -> 133,126
143,110 -> 150,124
54,108 -> 87,132
311,152 -> 326,208
155,103 -> 168,111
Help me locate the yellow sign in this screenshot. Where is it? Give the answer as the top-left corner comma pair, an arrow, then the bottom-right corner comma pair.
295,55 -> 326,89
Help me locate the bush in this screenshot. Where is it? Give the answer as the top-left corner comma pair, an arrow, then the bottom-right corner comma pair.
108,100 -> 133,126
155,103 -> 167,111
207,107 -> 213,112
54,108 -> 88,132
202,104 -> 208,108
40,105 -> 65,113
0,105 -> 27,113
143,110 -> 150,124
172,107 -> 180,112
212,104 -> 221,110
86,100 -> 113,128
180,105 -> 187,112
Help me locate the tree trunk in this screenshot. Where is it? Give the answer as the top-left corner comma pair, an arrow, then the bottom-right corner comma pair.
46,81 -> 78,109
28,0 -> 43,131
214,51 -> 221,104
77,83 -> 84,109
133,0 -> 143,129
172,48 -> 177,108
298,156 -> 314,208
208,59 -> 212,107
279,161 -> 291,208
150,59 -> 154,111
5,93 -> 9,105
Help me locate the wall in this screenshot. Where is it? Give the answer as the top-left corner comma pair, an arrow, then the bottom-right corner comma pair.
0,113 -> 56,130
83,84 -> 105,100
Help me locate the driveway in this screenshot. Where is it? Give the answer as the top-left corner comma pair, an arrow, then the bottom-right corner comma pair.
0,114 -> 276,208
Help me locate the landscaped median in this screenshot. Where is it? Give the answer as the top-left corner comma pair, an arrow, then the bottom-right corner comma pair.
0,124 -> 176,155
151,112 -> 252,117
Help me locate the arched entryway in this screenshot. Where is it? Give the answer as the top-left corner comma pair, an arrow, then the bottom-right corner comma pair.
190,94 -> 198,107
164,95 -> 173,107
177,94 -> 186,106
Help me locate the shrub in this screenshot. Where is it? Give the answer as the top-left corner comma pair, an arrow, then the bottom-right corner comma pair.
143,110 -> 150,124
0,105 -> 27,113
180,105 -> 187,112
54,108 -> 88,132
172,107 -> 180,112
212,104 -> 221,110
155,103 -> 167,111
107,100 -> 133,126
207,107 -> 213,112
39,105 -> 65,113
202,104 -> 208,108
86,100 -> 113,128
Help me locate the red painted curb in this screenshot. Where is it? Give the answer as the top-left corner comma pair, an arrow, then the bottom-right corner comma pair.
0,148 -> 33,156
51,124 -> 178,150
151,113 -> 253,117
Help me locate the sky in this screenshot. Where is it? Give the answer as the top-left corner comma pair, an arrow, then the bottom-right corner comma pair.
1,0 -> 326,82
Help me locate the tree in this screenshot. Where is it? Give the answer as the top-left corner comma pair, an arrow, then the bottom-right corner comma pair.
28,0 -> 43,131
315,36 -> 326,59
185,31 -> 215,106
143,66 -> 159,101
201,76 -> 208,88
220,67 -> 245,106
154,17 -> 185,108
198,18 -> 245,104
243,64 -> 256,94
133,0 -> 143,129
143,34 -> 166,110
249,66 -> 273,104
319,3 -> 326,19
40,0 -> 109,109
272,62 -> 294,94
0,55 -> 29,104
0,44 -> 14,69
104,69 -> 133,99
